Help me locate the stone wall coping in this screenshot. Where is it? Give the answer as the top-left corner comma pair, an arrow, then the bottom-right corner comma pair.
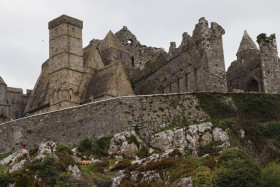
0,92 -> 192,126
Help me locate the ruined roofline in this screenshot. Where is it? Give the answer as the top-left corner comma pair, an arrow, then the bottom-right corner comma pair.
7,87 -> 23,93
133,17 -> 224,85
0,76 -> 6,85
257,33 -> 276,44
237,30 -> 259,55
48,14 -> 83,30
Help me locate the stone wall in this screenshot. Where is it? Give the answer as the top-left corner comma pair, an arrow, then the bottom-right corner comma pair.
0,93 -> 209,154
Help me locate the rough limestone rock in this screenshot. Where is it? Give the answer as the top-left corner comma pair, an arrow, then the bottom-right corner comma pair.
239,129 -> 245,138
109,131 -> 143,158
68,165 -> 81,180
131,171 -> 163,183
131,148 -> 186,166
150,130 -> 175,150
111,170 -> 126,187
176,176 -> 193,187
8,159 -> 26,173
35,141 -> 57,160
213,127 -> 230,149
0,149 -> 28,165
150,122 -> 230,154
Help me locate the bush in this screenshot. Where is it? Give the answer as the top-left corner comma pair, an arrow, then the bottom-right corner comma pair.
111,160 -> 132,171
260,162 -> 280,187
193,171 -> 214,187
218,149 -> 250,164
0,173 -> 10,187
78,138 -> 94,153
232,93 -> 280,120
198,141 -> 223,157
78,136 -> 113,158
93,160 -> 109,173
213,150 -> 260,187
29,146 -> 39,157
15,173 -> 32,187
56,144 -> 73,156
26,156 -> 64,185
143,158 -> 176,171
136,145 -> 149,159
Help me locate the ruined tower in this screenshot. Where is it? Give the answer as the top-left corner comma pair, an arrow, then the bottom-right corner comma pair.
48,15 -> 84,110
0,76 -> 8,123
227,31 -> 263,92
257,34 -> 280,93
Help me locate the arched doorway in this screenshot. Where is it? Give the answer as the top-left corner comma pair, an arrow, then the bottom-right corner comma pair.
248,79 -> 259,92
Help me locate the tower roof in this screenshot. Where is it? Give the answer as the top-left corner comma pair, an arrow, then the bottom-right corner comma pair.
98,31 -> 128,53
0,76 -> 6,85
237,30 -> 258,53
48,14 -> 83,30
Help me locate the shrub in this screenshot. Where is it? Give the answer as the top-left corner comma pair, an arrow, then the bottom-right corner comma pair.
143,158 -> 176,171
136,145 -> 149,159
261,122 -> 280,149
111,160 -> 131,171
0,173 -> 10,187
260,162 -> 280,187
218,149 -> 250,165
197,141 -> 223,157
15,173 -> 32,187
78,136 -> 113,158
56,144 -> 73,156
78,138 -> 94,153
29,146 -> 39,157
213,150 -> 260,187
93,160 -> 109,173
232,93 -> 280,120
26,156 -> 63,185
193,171 -> 214,187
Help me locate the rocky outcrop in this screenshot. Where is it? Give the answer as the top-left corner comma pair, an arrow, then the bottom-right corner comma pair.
35,141 -> 57,160
150,122 -> 230,155
109,131 -> 144,158
176,176 -> 193,187
68,165 -> 81,180
0,149 -> 27,166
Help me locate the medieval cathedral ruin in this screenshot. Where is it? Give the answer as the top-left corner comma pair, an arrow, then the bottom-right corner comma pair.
0,14 -> 280,123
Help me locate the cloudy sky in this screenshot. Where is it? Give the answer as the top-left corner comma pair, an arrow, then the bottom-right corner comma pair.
0,0 -> 279,92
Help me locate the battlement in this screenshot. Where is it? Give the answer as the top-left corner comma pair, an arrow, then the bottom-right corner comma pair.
48,14 -> 83,29
257,33 -> 276,45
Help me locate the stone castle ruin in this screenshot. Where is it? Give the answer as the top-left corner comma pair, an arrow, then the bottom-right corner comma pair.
0,14 -> 280,123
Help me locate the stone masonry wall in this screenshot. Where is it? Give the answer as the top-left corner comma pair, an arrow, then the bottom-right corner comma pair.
0,93 -> 209,154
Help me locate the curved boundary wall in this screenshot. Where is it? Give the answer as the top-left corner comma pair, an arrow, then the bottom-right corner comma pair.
0,93 -> 209,154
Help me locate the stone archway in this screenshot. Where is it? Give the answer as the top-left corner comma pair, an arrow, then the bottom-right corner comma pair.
248,79 -> 259,92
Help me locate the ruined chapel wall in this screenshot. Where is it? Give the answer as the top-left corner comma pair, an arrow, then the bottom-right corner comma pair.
133,18 -> 227,94
0,93 -> 209,154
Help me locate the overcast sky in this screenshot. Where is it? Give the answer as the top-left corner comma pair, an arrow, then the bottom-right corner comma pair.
0,0 -> 279,92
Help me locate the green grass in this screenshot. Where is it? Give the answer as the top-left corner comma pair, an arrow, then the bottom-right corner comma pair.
0,153 -> 10,161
